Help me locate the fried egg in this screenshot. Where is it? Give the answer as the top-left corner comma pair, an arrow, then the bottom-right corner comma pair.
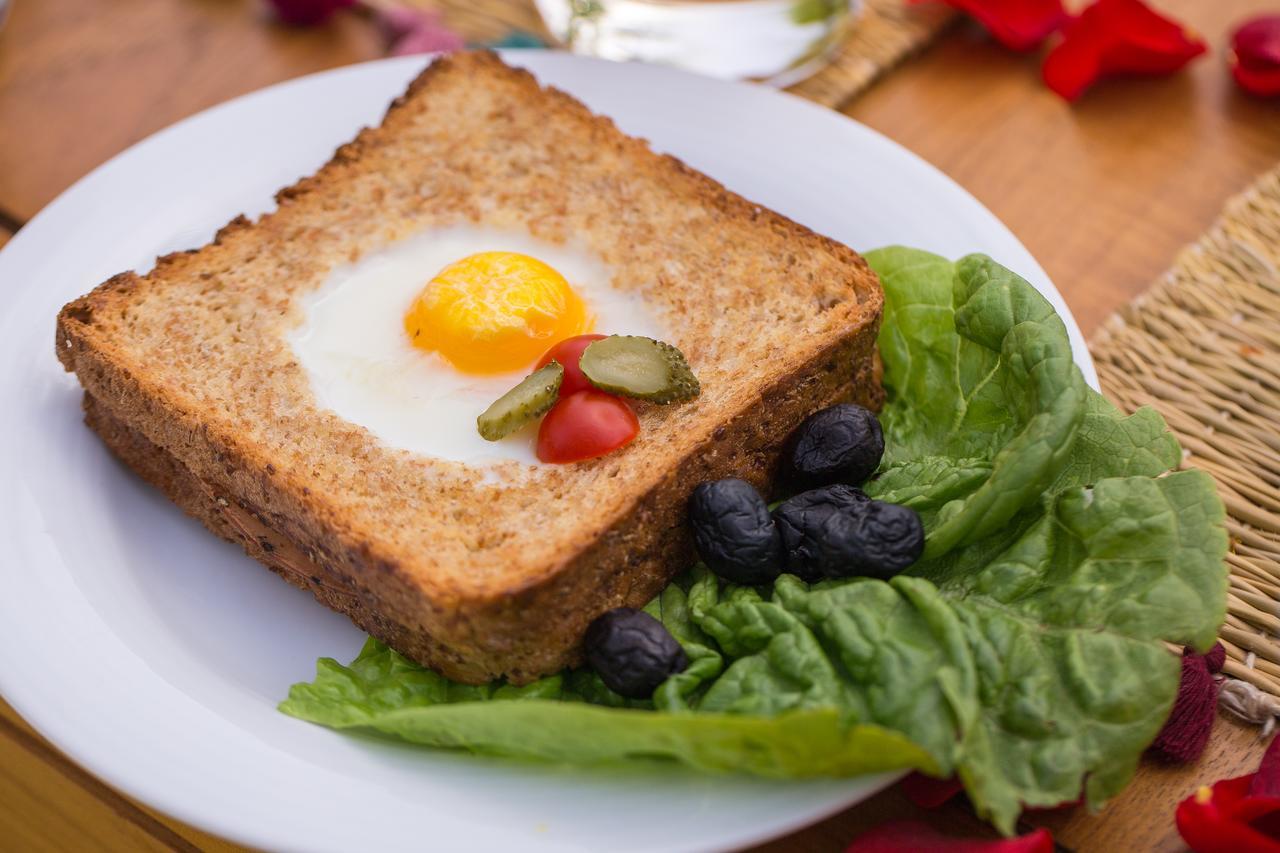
289,227 -> 668,465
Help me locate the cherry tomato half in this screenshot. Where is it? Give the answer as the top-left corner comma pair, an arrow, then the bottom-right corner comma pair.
537,390 -> 639,463
536,333 -> 607,397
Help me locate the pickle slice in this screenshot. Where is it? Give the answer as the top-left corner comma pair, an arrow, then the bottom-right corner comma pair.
580,336 -> 700,404
476,361 -> 564,441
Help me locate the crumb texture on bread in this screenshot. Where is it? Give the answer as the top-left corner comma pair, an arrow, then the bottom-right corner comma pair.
57,51 -> 883,683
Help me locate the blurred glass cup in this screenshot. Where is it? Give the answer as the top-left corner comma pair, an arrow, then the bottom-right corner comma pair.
533,0 -> 862,85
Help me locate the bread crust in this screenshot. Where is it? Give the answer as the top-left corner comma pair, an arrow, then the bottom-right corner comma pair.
57,51 -> 884,683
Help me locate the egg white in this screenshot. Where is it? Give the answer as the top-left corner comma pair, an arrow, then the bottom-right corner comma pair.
289,226 -> 668,466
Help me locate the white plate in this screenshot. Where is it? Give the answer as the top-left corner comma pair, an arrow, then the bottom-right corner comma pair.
0,52 -> 1096,853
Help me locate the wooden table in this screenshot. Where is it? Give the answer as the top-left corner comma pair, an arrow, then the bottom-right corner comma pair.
2,1 -> 1277,850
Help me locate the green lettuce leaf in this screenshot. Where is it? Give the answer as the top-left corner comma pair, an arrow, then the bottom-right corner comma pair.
864,248 -> 1088,559
281,249 -> 1226,835
282,631 -> 936,779
934,470 -> 1224,826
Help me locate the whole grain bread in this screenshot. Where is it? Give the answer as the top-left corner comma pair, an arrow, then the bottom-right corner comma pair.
57,51 -> 883,684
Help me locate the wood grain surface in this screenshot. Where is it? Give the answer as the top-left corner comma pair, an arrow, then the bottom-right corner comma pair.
0,0 -> 382,224
1,1 -> 1277,851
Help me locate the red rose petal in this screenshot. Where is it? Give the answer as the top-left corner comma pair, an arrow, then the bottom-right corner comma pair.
1232,61 -> 1280,97
1043,41 -> 1104,101
1176,734 -> 1280,852
1230,16 -> 1280,96
1177,777 -> 1280,853
1230,792 -> 1280,826
1233,16 -> 1280,70
912,0 -> 1067,51
847,821 -> 1053,853
1042,0 -> 1206,100
1251,734 -> 1280,798
899,772 -> 965,809
1252,809 -> 1280,838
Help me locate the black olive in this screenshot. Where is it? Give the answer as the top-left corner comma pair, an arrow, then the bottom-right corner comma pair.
772,484 -> 870,581
785,403 -> 885,489
845,500 -> 925,579
688,478 -> 784,585
584,608 -> 688,699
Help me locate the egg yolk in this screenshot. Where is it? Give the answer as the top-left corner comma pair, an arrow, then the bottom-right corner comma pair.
404,252 -> 592,374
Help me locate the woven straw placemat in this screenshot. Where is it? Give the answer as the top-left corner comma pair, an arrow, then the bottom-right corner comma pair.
434,0 -> 955,109
787,0 -> 955,107
1091,166 -> 1280,710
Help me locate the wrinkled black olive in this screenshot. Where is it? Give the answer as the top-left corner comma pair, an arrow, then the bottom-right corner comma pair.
772,485 -> 870,581
688,478 -> 784,585
786,403 -> 885,489
584,608 -> 688,699
845,500 -> 925,579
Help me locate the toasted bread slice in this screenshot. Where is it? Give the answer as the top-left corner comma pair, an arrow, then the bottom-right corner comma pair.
57,51 -> 883,684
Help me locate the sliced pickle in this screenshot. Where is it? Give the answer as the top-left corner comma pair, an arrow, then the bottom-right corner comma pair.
476,361 -> 564,441
580,336 -> 700,404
